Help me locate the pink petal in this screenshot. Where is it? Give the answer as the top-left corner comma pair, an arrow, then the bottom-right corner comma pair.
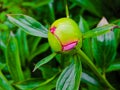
50,26 -> 56,34
63,41 -> 77,51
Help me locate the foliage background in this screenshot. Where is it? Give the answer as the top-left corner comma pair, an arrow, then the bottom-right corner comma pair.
0,0 -> 120,90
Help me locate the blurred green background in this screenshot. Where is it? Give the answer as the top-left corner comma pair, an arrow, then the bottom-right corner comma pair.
0,0 -> 120,90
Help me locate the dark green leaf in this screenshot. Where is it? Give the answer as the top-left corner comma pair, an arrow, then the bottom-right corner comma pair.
31,37 -> 42,53
29,43 -> 49,61
106,62 -> 120,72
39,65 -> 59,79
70,0 -> 101,16
0,40 -> 6,52
56,56 -> 82,90
34,74 -> 58,90
14,73 -> 58,90
0,71 -> 15,90
83,24 -> 117,39
92,18 -> 117,68
79,16 -> 93,60
6,32 -> 24,82
7,14 -> 48,38
33,52 -> 57,71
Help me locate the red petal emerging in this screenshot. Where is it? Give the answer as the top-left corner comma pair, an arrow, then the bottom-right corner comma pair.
50,26 -> 56,34
62,41 -> 77,51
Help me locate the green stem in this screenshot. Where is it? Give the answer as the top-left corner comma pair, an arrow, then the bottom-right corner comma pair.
64,0 -> 69,18
76,48 -> 115,90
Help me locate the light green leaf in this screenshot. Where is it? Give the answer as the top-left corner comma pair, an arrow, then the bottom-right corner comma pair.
81,72 -> 99,86
106,62 -> 120,72
6,32 -> 24,82
16,28 -> 29,66
33,53 -> 57,71
7,14 -> 48,38
56,56 -> 82,90
0,63 -> 6,70
83,24 -> 118,39
22,0 -> 53,8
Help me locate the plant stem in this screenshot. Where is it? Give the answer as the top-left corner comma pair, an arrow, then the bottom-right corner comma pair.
76,48 -> 115,90
64,0 -> 69,18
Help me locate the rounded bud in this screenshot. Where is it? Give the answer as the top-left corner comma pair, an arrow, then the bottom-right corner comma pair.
48,18 -> 82,52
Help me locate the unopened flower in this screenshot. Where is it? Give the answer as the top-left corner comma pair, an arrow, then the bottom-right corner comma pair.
48,18 -> 82,52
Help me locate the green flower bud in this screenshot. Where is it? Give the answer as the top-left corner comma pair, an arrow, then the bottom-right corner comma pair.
48,18 -> 82,52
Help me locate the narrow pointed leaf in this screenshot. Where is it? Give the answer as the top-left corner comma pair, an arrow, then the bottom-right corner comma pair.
7,14 -> 48,38
56,56 -> 82,90
14,73 -> 58,90
16,28 -> 29,66
0,71 -> 15,90
81,72 -> 99,86
106,62 -> 120,72
79,16 -> 93,60
6,32 -> 24,82
33,53 -> 57,71
83,24 -> 118,39
14,78 -> 44,90
31,37 -> 42,53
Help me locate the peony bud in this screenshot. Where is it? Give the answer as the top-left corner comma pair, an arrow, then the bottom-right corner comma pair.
48,18 -> 82,52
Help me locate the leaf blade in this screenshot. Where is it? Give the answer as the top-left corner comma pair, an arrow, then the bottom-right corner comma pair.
0,71 -> 15,90
6,32 -> 24,82
106,62 -> 120,72
83,24 -> 117,39
33,53 -> 57,71
7,14 -> 48,38
56,56 -> 82,90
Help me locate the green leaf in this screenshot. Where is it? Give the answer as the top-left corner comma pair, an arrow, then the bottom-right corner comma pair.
33,52 -> 57,71
56,56 -> 82,90
0,40 -> 6,52
70,0 -> 101,16
39,65 -> 59,79
92,18 -> 117,68
79,16 -> 93,60
34,73 -> 58,90
22,0 -> 53,8
29,43 -> 49,61
14,78 -> 45,90
7,14 -> 48,38
6,32 -> 24,82
0,30 -> 10,45
16,28 -> 29,66
14,73 -> 58,90
0,63 -> 6,70
0,71 -> 15,90
81,72 -> 99,86
83,24 -> 117,39
106,62 -> 120,72
31,37 -> 42,53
